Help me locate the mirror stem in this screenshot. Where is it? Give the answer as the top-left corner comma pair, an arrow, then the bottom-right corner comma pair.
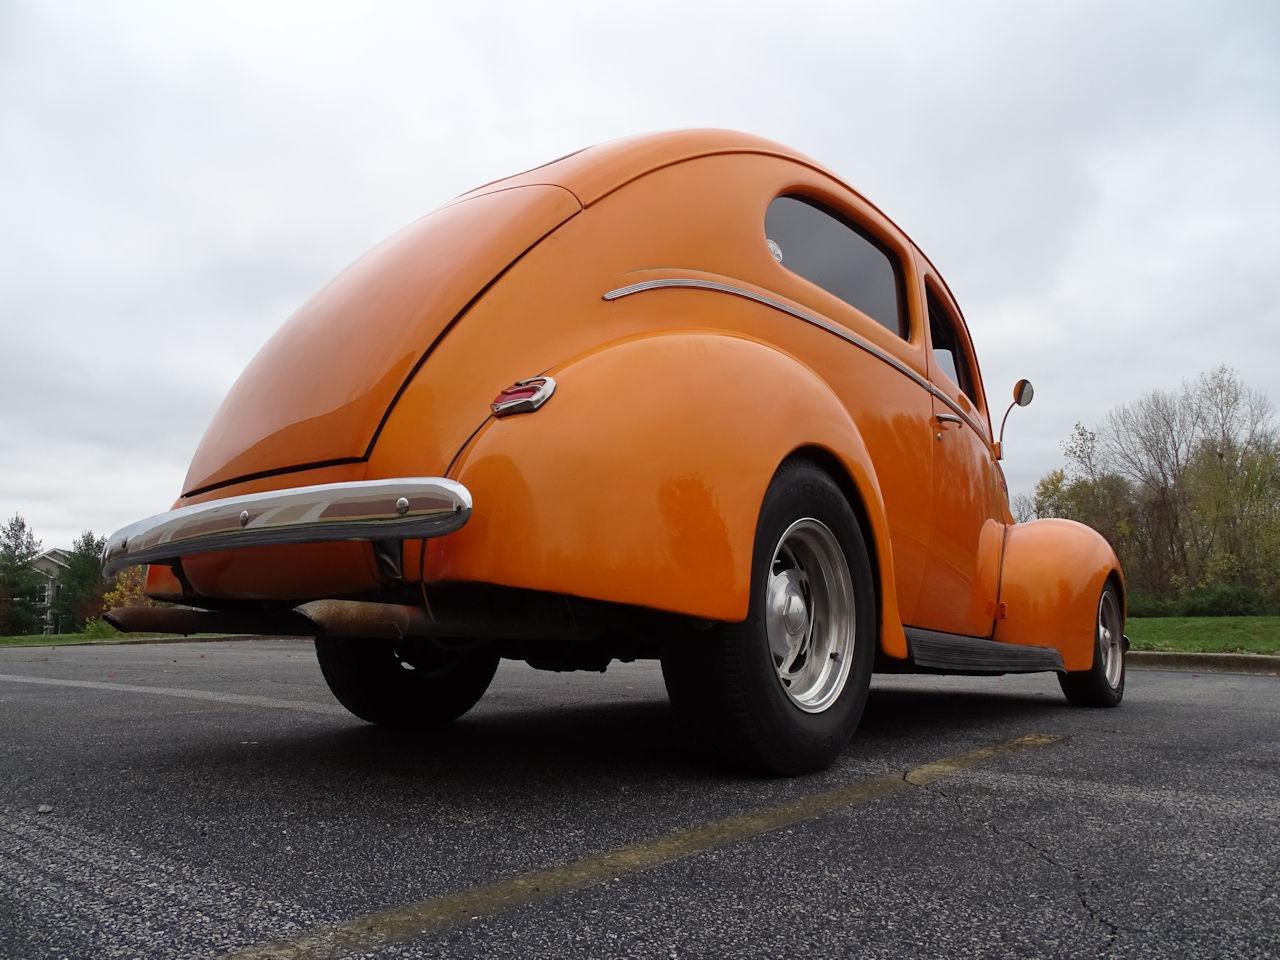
996,400 -> 1017,459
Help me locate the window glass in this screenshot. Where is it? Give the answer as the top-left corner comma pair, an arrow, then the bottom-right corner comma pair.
765,196 -> 905,337
927,291 -> 976,402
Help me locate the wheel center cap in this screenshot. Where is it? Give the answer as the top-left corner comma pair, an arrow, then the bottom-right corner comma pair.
767,570 -> 808,649
782,592 -> 807,634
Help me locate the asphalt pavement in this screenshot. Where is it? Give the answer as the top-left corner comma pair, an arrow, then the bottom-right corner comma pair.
1,639 -> 1276,959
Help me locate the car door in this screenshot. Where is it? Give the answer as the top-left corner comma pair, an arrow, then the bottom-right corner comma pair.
916,275 -> 1004,638
759,186 -> 935,626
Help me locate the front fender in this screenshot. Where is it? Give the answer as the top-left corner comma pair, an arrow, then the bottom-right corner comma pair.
993,518 -> 1123,671
430,331 -> 907,656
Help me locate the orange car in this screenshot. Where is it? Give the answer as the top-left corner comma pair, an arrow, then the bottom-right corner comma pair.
104,130 -> 1127,774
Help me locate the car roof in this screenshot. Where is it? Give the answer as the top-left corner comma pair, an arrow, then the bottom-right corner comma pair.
456,128 -> 846,208
458,128 -> 965,329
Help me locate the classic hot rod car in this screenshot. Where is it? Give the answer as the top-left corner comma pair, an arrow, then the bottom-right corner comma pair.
104,130 -> 1127,774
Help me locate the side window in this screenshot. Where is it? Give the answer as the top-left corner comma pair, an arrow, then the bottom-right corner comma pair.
765,196 -> 906,338
927,291 -> 976,402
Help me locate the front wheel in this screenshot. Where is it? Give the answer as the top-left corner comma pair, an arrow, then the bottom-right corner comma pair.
662,459 -> 876,775
315,635 -> 499,728
1058,582 -> 1126,708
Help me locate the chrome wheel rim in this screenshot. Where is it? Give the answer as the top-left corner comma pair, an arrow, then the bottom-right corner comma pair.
765,518 -> 855,713
1098,590 -> 1123,688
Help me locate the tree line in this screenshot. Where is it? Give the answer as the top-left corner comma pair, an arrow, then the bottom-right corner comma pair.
1015,365 -> 1280,616
0,516 -> 147,635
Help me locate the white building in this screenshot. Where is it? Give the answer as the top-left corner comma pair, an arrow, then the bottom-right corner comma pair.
32,548 -> 71,634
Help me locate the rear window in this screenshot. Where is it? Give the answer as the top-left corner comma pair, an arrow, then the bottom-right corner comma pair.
765,196 -> 906,337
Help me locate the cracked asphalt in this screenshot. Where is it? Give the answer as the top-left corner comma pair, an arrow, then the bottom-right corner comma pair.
1,638 -> 1277,959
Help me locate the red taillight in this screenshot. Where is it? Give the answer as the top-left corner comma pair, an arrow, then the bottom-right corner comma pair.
491,376 -> 556,417
495,384 -> 540,403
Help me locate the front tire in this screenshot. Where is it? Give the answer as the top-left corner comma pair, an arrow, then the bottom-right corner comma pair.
1058,581 -> 1125,708
663,459 -> 876,775
315,636 -> 499,728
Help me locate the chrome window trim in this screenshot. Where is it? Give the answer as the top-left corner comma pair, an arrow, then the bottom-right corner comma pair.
102,477 -> 472,577
603,277 -> 990,441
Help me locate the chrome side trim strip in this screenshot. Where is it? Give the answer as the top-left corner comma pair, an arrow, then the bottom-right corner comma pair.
605,277 -> 928,386
602,277 -> 989,439
102,477 -> 472,577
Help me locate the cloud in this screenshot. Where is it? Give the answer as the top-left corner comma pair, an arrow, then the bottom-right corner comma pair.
2,0 -> 1277,546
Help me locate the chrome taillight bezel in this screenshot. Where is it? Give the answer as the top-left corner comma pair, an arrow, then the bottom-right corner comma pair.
491,375 -> 557,417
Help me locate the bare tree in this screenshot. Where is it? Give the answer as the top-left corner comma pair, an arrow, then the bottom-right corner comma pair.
1011,492 -> 1037,523
1032,366 -> 1279,605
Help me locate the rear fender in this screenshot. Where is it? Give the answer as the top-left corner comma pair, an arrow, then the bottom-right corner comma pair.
993,518 -> 1123,671
430,331 -> 907,657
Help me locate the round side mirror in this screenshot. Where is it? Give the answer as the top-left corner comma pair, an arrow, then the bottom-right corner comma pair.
1013,379 -> 1035,407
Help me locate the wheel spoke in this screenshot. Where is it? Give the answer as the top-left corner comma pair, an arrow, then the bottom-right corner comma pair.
765,518 -> 855,713
778,637 -> 802,675
1094,592 -> 1124,688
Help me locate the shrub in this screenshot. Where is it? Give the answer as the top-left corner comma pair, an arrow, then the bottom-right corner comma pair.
80,618 -> 121,639
1181,584 -> 1270,617
1127,593 -> 1184,618
102,566 -> 155,611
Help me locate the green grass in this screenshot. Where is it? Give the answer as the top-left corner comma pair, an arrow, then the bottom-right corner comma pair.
0,632 -> 225,647
1126,616 -> 1280,655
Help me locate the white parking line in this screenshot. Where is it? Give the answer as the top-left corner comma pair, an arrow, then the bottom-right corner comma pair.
0,673 -> 346,716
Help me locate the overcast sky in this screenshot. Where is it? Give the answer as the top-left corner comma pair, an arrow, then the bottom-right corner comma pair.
2,0 -> 1278,549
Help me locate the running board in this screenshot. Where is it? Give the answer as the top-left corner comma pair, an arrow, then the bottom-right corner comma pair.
904,627 -> 1065,675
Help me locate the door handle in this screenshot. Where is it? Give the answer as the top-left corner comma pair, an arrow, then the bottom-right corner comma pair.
934,412 -> 964,426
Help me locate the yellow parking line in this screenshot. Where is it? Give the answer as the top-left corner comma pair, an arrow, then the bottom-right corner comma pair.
222,733 -> 1060,960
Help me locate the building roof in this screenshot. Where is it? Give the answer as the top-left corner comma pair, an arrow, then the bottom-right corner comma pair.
33,548 -> 71,574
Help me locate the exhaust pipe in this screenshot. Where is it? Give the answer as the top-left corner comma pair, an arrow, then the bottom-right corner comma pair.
104,605 -> 316,637
104,602 -> 432,640
295,600 -> 435,640
106,591 -> 572,642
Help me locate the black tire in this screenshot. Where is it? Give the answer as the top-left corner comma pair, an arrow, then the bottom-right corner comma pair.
662,458 -> 876,775
660,640 -> 699,717
315,635 -> 499,728
1058,581 -> 1126,708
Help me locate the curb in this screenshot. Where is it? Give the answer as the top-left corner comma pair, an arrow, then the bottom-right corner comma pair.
1128,651 -> 1280,675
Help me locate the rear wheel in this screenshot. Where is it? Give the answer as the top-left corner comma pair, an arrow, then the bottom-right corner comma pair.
662,459 -> 876,775
315,636 -> 499,728
1058,582 -> 1125,708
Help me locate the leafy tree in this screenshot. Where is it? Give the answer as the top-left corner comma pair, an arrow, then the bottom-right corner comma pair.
1025,366 -> 1280,613
52,531 -> 107,632
101,566 -> 155,611
0,514 -> 45,635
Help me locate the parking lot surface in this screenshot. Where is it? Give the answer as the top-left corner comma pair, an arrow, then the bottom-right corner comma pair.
1,638 -> 1277,959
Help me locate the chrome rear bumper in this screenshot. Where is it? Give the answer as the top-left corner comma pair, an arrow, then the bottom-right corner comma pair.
101,477 -> 471,577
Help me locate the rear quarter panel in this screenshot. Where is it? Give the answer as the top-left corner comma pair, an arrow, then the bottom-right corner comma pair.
431,330 -> 909,658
